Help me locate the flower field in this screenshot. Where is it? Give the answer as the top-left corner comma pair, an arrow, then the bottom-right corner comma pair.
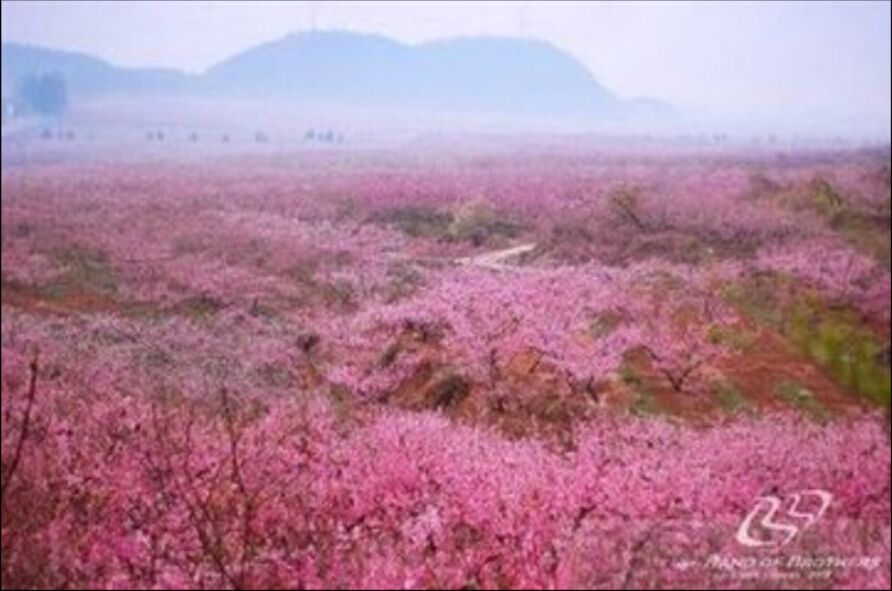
2,143 -> 890,588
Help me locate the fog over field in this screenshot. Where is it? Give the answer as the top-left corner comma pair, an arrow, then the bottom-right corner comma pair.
2,0 -> 891,142
1,2 -> 890,590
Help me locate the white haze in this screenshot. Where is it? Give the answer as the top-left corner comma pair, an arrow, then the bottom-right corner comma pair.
2,0 -> 890,140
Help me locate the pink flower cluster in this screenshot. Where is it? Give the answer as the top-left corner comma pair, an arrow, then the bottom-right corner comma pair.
757,241 -> 891,322
2,145 -> 889,591
2,353 -> 889,589
327,260 -> 740,398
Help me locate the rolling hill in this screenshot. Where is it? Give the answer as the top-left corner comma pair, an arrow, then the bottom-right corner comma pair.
2,31 -> 672,123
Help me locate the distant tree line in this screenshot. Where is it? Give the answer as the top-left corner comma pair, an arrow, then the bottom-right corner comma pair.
18,72 -> 68,116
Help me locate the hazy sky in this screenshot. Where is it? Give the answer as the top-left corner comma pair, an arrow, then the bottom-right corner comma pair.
2,0 -> 890,136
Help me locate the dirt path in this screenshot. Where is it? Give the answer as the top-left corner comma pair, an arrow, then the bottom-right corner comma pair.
455,243 -> 536,270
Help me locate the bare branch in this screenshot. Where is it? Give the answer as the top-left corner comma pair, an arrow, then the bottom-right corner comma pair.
1,349 -> 39,507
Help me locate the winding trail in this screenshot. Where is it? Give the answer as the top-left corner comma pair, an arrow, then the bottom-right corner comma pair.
454,243 -> 537,271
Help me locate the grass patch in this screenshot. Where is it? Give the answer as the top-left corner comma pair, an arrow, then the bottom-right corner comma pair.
253,361 -> 294,388
371,206 -> 454,238
773,175 -> 889,268
383,261 -> 425,303
707,325 -> 754,352
171,235 -> 207,257
50,245 -> 118,297
720,273 -> 791,328
428,373 -> 471,410
724,274 -> 891,407
284,261 -> 319,286
774,380 -> 828,422
171,293 -> 224,319
786,304 -> 891,407
830,208 -> 892,269
619,362 -> 643,387
631,392 -> 659,417
710,380 -> 751,414
809,178 -> 844,218
369,202 -> 529,247
320,278 -> 357,311
620,357 -> 662,417
589,311 -> 626,339
138,346 -> 174,369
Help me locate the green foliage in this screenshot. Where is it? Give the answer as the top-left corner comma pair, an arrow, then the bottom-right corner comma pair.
707,325 -> 753,352
172,293 -> 225,319
829,208 -> 892,269
320,278 -> 356,311
620,362 -> 663,417
631,392 -> 659,417
445,199 -> 527,246
138,346 -> 174,369
252,361 -> 294,388
383,261 -> 425,303
811,179 -> 844,218
710,380 -> 751,414
774,380 -> 828,422
284,261 -> 318,286
428,373 -> 471,409
720,275 -> 788,328
725,271 -> 890,408
588,311 -> 624,338
609,187 -> 649,231
374,206 -> 454,238
446,199 -> 496,243
51,245 -> 118,297
786,305 -> 891,406
370,201 -> 526,247
619,362 -> 642,387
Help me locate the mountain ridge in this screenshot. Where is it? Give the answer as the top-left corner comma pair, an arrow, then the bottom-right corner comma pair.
1,31 -> 673,123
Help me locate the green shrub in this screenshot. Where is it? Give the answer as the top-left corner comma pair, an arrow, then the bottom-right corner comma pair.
786,304 -> 891,406
774,380 -> 828,422
710,380 -> 751,414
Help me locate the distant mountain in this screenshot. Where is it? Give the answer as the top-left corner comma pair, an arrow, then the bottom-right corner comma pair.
2,31 -> 670,123
205,31 -> 415,104
1,43 -> 193,98
205,31 -> 620,118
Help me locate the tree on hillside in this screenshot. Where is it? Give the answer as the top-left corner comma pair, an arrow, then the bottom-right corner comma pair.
19,72 -> 67,116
